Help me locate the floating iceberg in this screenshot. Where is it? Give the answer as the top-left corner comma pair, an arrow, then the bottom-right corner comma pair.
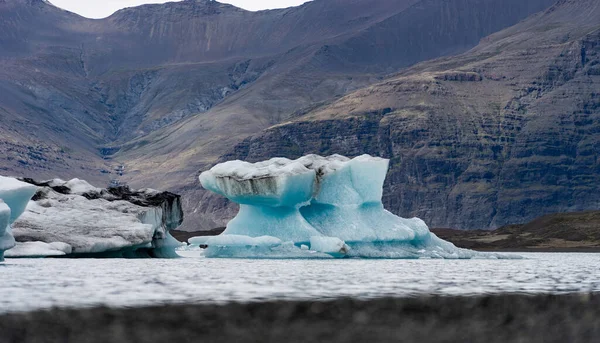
9,178 -> 184,258
198,155 -> 514,259
0,176 -> 38,261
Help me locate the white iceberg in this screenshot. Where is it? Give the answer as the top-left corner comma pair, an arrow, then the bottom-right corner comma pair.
198,155 -> 515,259
10,178 -> 184,258
0,176 -> 38,261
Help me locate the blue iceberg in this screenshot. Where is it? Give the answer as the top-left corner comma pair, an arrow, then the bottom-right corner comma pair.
0,176 -> 38,261
198,155 -> 513,259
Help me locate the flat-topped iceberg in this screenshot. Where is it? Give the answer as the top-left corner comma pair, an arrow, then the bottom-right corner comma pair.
0,176 -> 38,261
198,155 -> 514,259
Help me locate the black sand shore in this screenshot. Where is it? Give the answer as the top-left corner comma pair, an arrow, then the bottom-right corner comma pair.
1,294 -> 599,343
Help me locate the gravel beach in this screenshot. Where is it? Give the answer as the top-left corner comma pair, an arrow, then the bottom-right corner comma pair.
1,294 -> 599,343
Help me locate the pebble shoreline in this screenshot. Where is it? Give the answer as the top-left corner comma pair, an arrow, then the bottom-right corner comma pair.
1,294 -> 599,343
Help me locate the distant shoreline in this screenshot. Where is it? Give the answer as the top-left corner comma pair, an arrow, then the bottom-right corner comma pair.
171,226 -> 600,253
468,247 -> 600,253
1,294 -> 598,343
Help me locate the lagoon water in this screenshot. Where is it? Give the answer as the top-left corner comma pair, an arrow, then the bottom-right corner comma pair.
1,253 -> 599,314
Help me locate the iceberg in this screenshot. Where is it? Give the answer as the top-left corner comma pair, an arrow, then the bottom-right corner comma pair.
0,176 -> 38,261
9,178 -> 184,258
198,155 -> 514,259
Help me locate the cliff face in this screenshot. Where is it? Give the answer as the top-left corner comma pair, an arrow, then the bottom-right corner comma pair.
214,0 -> 600,230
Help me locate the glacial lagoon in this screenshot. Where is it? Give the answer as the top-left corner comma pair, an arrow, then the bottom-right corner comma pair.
2,253 -> 600,314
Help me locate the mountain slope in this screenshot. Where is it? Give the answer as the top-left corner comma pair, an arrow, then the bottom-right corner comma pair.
0,0 -> 413,181
110,0 -> 556,230
0,0 -> 558,230
218,0 -> 600,230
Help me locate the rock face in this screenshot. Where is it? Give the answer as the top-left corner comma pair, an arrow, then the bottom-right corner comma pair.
0,0 -> 557,231
212,0 -> 600,230
9,178 -> 183,257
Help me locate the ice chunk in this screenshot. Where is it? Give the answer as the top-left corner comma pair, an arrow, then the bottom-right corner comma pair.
14,197 -> 158,254
5,241 -> 72,258
310,236 -> 349,257
199,154 -> 517,259
0,177 -> 38,260
0,176 -> 38,223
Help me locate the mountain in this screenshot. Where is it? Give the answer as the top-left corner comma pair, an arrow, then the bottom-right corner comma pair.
220,0 -> 600,230
0,0 -> 559,230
